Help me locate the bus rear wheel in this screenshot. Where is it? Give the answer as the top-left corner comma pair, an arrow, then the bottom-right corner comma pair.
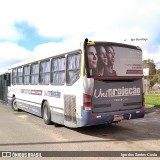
42,101 -> 52,125
11,98 -> 19,111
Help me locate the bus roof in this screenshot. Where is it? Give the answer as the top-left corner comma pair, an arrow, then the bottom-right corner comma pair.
8,43 -> 83,70
8,39 -> 142,70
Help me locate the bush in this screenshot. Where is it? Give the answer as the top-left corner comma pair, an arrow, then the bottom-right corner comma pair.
145,94 -> 160,107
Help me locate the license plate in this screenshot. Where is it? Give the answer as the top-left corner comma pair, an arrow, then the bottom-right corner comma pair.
113,115 -> 124,121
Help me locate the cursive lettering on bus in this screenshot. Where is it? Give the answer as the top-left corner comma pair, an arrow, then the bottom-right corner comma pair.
44,90 -> 61,98
94,86 -> 140,98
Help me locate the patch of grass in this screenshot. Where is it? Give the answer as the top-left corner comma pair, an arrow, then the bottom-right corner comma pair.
145,94 -> 160,107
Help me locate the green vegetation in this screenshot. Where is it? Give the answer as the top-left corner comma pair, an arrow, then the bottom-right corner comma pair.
143,59 -> 160,88
145,94 -> 160,107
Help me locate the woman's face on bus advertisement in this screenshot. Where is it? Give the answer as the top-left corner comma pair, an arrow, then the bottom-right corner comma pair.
106,46 -> 115,66
87,46 -> 98,69
98,46 -> 108,66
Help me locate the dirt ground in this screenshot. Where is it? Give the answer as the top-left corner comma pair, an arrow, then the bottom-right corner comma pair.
145,106 -> 160,113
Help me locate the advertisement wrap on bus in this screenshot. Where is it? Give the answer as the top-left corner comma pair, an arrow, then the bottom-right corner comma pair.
85,41 -> 143,77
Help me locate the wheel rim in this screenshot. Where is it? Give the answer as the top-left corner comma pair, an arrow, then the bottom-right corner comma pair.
13,100 -> 18,110
43,106 -> 48,120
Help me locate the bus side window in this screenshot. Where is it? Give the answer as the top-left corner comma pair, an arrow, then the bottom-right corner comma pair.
23,65 -> 30,85
12,68 -> 17,85
51,57 -> 65,85
67,53 -> 80,85
31,63 -> 39,85
39,60 -> 50,84
17,67 -> 23,85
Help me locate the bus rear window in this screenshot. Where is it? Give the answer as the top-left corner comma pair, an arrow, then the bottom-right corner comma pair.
85,42 -> 143,79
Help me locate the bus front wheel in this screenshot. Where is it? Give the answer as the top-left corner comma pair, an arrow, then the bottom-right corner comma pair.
42,101 -> 52,125
11,98 -> 19,111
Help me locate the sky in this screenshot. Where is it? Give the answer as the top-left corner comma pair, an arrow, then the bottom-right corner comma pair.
0,0 -> 160,74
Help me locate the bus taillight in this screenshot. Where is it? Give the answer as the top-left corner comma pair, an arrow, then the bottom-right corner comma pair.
83,94 -> 92,111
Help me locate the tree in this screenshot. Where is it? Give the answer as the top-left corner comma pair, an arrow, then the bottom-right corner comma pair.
150,76 -> 158,89
143,59 -> 157,89
156,69 -> 160,75
143,59 -> 156,76
156,69 -> 160,83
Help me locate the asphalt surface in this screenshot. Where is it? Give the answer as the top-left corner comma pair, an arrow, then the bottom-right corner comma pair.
0,101 -> 160,160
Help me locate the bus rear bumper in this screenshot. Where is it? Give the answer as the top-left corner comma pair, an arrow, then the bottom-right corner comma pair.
81,106 -> 145,127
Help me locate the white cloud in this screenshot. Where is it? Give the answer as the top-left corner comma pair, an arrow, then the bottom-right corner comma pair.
143,46 -> 160,63
1,0 -> 159,38
0,42 -> 31,60
33,38 -> 83,59
0,22 -> 22,41
0,42 -> 32,74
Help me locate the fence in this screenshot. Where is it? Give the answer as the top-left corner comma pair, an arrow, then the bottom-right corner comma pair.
146,90 -> 160,94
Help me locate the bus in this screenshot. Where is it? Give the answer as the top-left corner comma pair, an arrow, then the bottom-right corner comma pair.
5,38 -> 145,128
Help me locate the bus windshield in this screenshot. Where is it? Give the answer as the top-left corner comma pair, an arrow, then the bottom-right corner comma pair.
85,41 -> 143,78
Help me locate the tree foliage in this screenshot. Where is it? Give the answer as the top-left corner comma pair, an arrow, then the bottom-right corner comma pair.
143,59 -> 156,76
156,69 -> 160,75
143,59 -> 159,88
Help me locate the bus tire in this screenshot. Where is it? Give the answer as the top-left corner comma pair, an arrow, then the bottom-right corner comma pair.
42,101 -> 52,125
11,98 -> 19,111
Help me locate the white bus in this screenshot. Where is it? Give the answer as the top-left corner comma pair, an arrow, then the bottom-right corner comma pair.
5,39 -> 145,128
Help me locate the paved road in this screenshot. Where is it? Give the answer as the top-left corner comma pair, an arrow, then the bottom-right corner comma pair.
0,101 -> 160,159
